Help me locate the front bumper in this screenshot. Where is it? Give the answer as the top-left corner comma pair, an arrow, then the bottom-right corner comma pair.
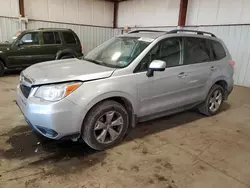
16,85 -> 81,140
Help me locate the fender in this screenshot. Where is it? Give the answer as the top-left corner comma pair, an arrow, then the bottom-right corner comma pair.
76,91 -> 138,131
0,54 -> 10,68
55,49 -> 77,60
205,76 -> 230,96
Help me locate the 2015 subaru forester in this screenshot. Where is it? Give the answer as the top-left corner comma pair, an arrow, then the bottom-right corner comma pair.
16,29 -> 234,150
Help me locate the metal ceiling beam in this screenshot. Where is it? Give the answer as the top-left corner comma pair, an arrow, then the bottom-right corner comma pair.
178,0 -> 188,26
113,1 -> 118,28
19,0 -> 25,17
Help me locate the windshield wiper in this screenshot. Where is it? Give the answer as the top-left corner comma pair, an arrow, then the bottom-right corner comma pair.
84,58 -> 104,65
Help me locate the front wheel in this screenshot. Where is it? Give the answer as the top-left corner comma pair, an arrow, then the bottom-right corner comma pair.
198,84 -> 224,116
82,100 -> 129,150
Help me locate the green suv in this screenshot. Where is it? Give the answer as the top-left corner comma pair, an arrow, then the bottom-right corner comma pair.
0,28 -> 83,76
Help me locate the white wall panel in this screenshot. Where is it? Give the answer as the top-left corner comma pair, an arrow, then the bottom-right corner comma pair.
27,20 -> 116,53
117,0 -> 180,27
24,0 -> 114,27
0,0 -> 19,17
79,0 -> 92,24
187,0 -> 250,25
25,0 -> 49,20
0,18 -> 25,42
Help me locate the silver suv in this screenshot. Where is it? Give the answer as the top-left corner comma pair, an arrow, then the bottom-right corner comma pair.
16,29 -> 234,150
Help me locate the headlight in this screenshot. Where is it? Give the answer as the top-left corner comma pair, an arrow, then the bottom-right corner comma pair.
34,82 -> 82,101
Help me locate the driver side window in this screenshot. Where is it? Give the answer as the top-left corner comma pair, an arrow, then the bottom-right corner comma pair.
19,32 -> 39,45
134,37 -> 182,73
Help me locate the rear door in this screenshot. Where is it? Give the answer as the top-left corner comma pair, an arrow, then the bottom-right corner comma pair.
181,37 -> 213,102
39,31 -> 62,62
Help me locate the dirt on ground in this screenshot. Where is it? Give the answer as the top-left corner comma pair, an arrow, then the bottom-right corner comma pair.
1,73 -> 250,188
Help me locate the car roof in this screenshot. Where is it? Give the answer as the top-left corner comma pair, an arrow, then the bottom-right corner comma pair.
21,28 -> 72,33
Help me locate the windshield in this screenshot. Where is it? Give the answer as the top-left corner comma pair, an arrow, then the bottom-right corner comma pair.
84,37 -> 152,68
0,31 -> 21,44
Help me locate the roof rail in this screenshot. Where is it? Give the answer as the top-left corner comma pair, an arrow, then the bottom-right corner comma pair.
128,30 -> 166,34
168,29 -> 216,37
38,28 -> 71,30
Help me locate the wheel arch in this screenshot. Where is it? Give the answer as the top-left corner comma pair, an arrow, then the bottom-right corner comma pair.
55,49 -> 77,60
80,92 -> 138,132
0,55 -> 8,68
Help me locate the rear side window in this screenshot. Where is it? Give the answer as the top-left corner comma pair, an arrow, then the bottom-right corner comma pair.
62,32 -> 77,44
211,40 -> 226,60
183,37 -> 211,65
43,32 -> 61,44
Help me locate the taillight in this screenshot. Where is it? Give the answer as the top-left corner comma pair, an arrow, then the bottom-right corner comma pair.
230,60 -> 235,68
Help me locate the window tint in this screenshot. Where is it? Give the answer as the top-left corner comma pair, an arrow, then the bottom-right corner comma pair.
135,44 -> 160,72
211,40 -> 226,60
43,32 -> 61,45
54,32 -> 61,44
183,37 -> 211,65
43,32 -> 55,44
135,38 -> 181,72
20,32 -> 39,45
159,38 -> 181,67
63,32 -> 76,44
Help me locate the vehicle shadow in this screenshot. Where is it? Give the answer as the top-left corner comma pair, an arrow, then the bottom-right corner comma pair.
1,103 -> 231,176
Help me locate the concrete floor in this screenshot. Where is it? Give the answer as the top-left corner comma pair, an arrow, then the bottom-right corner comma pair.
1,74 -> 250,188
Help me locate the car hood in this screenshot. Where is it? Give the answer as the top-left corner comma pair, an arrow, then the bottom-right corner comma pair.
22,58 -> 116,85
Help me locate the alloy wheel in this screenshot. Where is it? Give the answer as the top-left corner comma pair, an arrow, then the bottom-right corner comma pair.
94,111 -> 124,144
209,89 -> 223,112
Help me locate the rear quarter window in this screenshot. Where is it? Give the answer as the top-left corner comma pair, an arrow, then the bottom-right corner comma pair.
62,32 -> 77,44
211,40 -> 226,60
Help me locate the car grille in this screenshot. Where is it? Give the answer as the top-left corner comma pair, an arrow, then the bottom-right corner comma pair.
20,84 -> 31,98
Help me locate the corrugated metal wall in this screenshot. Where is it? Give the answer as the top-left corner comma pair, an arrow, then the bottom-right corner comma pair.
27,20 -> 115,53
186,0 -> 250,25
0,17 -> 25,42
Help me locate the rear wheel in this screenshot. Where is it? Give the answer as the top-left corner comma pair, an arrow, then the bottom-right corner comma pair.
0,61 -> 5,77
82,100 -> 129,150
198,84 -> 224,116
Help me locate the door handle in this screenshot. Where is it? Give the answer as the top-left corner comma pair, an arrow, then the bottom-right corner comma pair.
178,72 -> 187,78
210,66 -> 217,71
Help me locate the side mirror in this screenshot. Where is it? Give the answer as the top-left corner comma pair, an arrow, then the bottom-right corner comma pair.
146,60 -> 166,77
17,41 -> 24,47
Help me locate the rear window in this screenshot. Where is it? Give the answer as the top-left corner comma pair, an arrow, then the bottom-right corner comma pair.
62,32 -> 77,44
183,37 -> 211,65
43,32 -> 61,44
211,40 -> 226,60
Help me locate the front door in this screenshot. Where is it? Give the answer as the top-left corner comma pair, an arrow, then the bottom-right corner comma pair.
8,32 -> 42,67
136,37 -> 191,117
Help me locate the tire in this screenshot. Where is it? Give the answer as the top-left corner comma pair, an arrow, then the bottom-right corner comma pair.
82,100 -> 129,150
198,84 -> 225,116
60,55 -> 74,59
0,61 -> 5,77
